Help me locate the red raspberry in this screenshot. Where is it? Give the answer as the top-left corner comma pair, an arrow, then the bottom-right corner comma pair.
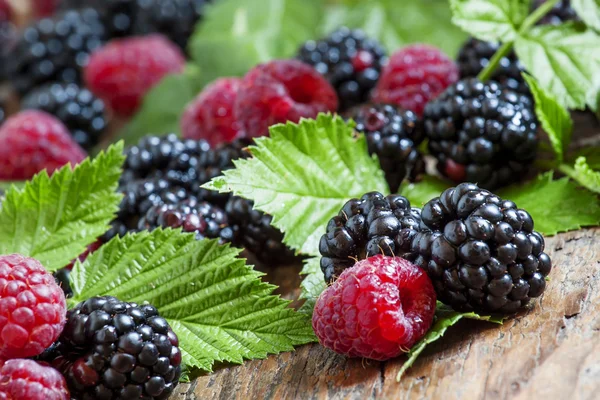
0,0 -> 11,22
32,0 -> 60,17
0,359 -> 69,400
235,59 -> 338,137
181,78 -> 244,147
84,34 -> 185,117
372,44 -> 459,116
0,254 -> 67,359
312,255 -> 436,361
0,110 -> 86,181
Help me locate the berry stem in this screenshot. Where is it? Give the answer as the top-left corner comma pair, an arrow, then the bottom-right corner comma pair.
519,0 -> 561,33
477,42 -> 513,82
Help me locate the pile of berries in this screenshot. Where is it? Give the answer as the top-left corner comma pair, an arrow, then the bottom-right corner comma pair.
0,254 -> 182,399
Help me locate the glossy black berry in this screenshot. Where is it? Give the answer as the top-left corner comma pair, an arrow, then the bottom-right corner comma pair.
60,0 -> 140,38
412,183 -> 552,314
44,296 -> 181,400
297,27 -> 387,111
319,192 -> 421,283
0,20 -> 16,82
225,196 -> 295,264
53,268 -> 73,298
423,78 -> 538,190
21,82 -> 108,150
534,0 -> 580,25
348,103 -> 425,193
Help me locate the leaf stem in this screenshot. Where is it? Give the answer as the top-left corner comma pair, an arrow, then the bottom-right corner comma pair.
518,0 -> 561,33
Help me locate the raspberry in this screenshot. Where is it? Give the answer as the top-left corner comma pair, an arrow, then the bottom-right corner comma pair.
0,254 -> 67,359
372,44 -> 459,116
347,104 -> 425,193
45,296 -> 181,399
0,359 -> 70,400
235,59 -> 338,137
412,183 -> 552,314
21,83 -> 108,151
84,34 -> 185,116
313,255 -> 436,360
33,0 -> 61,17
423,78 -> 538,189
0,110 -> 87,181
0,0 -> 11,22
181,78 -> 245,147
319,192 -> 422,283
296,27 -> 387,111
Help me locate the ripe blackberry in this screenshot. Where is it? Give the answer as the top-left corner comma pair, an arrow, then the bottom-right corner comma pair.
54,268 -> 74,298
423,78 -> 538,189
0,20 -> 16,82
319,192 -> 421,283
534,0 -> 579,25
47,296 -> 181,399
225,196 -> 295,264
8,8 -> 106,96
21,83 -> 108,150
412,183 -> 552,314
60,0 -> 139,38
139,197 -> 236,243
457,38 -> 528,95
348,104 -> 425,193
297,27 -> 387,111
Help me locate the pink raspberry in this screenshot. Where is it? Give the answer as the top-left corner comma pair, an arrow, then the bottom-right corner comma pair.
84,34 -> 185,117
0,359 -> 69,400
312,255 -> 436,360
181,77 -> 244,147
235,59 -> 338,137
372,44 -> 459,116
0,110 -> 86,181
0,254 -> 67,359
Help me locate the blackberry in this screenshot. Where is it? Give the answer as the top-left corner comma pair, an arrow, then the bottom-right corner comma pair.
60,0 -> 139,38
423,78 -> 538,189
21,82 -> 108,150
457,38 -> 528,95
297,27 -> 387,111
8,8 -> 106,96
412,183 -> 552,314
53,268 -> 73,298
226,196 -> 295,264
0,21 -> 16,82
47,296 -> 181,399
348,104 -> 425,193
319,192 -> 421,283
139,197 -> 236,243
534,0 -> 579,25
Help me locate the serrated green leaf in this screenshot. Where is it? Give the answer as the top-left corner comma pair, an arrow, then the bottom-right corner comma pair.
115,65 -> 203,146
189,0 -> 323,86
563,157 -> 600,193
522,74 -> 573,162
322,0 -> 467,57
449,0 -> 529,42
298,257 -> 327,316
572,0 -> 600,32
71,229 -> 316,372
0,143 -> 124,272
0,181 -> 26,192
497,172 -> 600,235
569,147 -> 600,169
204,114 -> 389,256
514,23 -> 600,110
398,176 -> 452,208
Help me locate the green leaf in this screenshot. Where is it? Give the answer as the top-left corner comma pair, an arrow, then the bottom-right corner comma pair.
514,23 -> 600,109
189,0 -> 323,86
572,0 -> 600,32
569,147 -> 600,169
70,230 -> 316,373
0,181 -> 27,193
449,0 -> 529,42
0,143 -> 124,272
298,257 -> 327,316
522,74 -> 573,162
397,301 -> 503,381
497,172 -> 600,235
399,176 -> 452,208
115,65 -> 203,146
562,157 -> 600,193
204,114 -> 389,256
322,0 -> 467,57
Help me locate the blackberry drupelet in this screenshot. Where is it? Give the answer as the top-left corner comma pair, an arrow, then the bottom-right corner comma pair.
423,78 -> 538,189
21,82 -> 108,150
47,296 -> 181,399
319,192 -> 421,283
139,197 -> 236,243
534,0 -> 579,25
60,0 -> 139,38
457,38 -> 528,95
8,8 -> 106,95
226,196 -> 295,264
297,27 -> 387,111
412,183 -> 552,314
348,104 -> 425,193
